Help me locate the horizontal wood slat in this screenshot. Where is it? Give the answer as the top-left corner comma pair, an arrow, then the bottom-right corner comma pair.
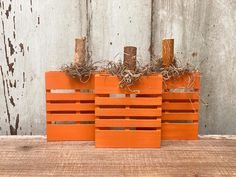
95,74 -> 162,94
47,124 -> 94,141
163,72 -> 200,90
45,72 -> 94,90
47,103 -> 95,111
46,93 -> 95,101
161,123 -> 198,140
162,102 -> 199,111
96,108 -> 162,117
47,114 -> 95,122
162,113 -> 198,121
96,119 -> 161,128
163,92 -> 199,101
96,130 -> 161,148
96,97 -> 162,106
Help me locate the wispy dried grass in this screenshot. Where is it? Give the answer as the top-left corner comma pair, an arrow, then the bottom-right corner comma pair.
61,60 -> 98,83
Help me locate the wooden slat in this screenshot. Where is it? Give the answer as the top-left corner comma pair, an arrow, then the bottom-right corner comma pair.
96,130 -> 161,148
45,72 -> 94,90
47,114 -> 95,122
47,103 -> 95,111
162,123 -> 198,140
96,108 -> 161,117
46,92 -> 95,101
162,113 -> 198,120
96,119 -> 161,128
95,74 -> 162,94
96,97 -> 162,106
163,72 -> 200,90
162,102 -> 199,111
163,92 -> 199,101
47,124 -> 95,141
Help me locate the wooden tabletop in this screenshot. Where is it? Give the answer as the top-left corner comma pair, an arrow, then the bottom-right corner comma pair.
0,136 -> 235,177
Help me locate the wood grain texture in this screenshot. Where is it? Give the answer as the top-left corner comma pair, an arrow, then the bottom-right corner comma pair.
0,137 -> 235,176
88,0 -> 152,63
0,0 -> 87,135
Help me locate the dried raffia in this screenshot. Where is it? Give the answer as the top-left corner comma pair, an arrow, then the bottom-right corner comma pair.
102,57 -> 199,88
151,57 -> 198,81
103,60 -> 150,88
61,60 -> 98,83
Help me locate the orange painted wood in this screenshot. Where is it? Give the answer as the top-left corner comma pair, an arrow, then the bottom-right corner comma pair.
47,124 -> 94,141
96,119 -> 161,128
95,74 -> 162,148
45,72 -> 94,90
46,92 -> 95,101
162,72 -> 200,140
47,114 -> 95,122
164,72 -> 200,90
162,113 -> 198,121
45,71 -> 95,141
96,97 -> 162,106
95,74 -> 162,94
47,103 -> 95,112
96,130 -> 161,148
162,123 -> 198,140
162,102 -> 199,111
163,92 -> 199,101
96,108 -> 161,117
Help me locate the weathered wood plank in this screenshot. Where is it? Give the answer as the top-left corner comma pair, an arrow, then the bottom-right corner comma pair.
0,137 -> 235,176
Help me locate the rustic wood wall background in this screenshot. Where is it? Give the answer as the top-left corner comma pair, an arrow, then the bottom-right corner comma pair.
0,0 -> 236,135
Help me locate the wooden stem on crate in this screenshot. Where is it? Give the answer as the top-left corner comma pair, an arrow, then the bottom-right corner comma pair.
74,37 -> 86,64
124,46 -> 137,71
162,39 -> 174,67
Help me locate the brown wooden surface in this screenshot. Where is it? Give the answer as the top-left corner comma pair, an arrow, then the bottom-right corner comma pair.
74,38 -> 86,64
162,39 -> 174,66
124,46 -> 137,70
0,137 -> 235,176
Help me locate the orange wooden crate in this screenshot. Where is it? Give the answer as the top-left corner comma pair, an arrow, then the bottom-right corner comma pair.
45,72 -> 95,141
162,72 -> 200,140
95,74 -> 162,148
